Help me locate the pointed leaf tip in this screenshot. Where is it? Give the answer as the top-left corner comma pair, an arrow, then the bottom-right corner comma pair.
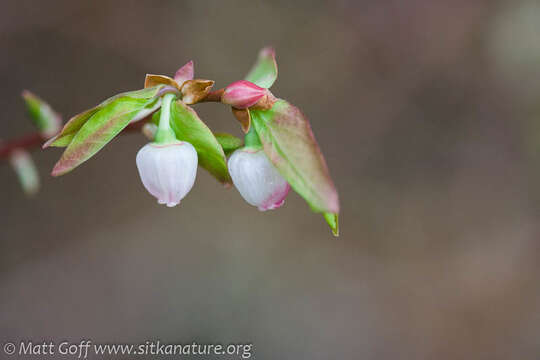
324,212 -> 339,237
22,90 -> 62,138
260,46 -> 275,58
51,162 -> 67,177
42,135 -> 57,149
245,46 -> 278,89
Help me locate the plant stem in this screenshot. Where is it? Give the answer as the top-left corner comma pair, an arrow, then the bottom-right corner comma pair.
199,89 -> 225,103
0,133 -> 43,159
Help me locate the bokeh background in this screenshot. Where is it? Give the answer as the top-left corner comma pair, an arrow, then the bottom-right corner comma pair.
1,0 -> 540,359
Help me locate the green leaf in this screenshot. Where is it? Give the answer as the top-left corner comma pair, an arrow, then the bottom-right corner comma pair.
323,212 -> 339,237
214,132 -> 244,156
44,86 -> 168,148
51,95 -> 162,176
168,100 -> 231,184
22,90 -> 61,137
45,107 -> 98,148
245,47 -> 278,88
250,99 -> 339,221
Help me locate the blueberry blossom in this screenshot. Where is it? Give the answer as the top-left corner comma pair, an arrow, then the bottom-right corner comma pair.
228,128 -> 290,211
228,147 -> 290,211
136,93 -> 198,206
136,141 -> 197,207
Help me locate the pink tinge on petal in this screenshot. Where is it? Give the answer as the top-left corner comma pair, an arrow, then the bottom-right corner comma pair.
166,187 -> 179,207
258,183 -> 291,211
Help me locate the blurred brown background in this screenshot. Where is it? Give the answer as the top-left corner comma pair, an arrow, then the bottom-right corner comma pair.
1,0 -> 540,359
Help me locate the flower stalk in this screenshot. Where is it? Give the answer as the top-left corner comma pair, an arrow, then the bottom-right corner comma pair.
155,93 -> 178,144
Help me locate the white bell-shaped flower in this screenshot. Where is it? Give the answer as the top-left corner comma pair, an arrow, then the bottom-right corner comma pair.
228,148 -> 290,211
136,141 -> 198,207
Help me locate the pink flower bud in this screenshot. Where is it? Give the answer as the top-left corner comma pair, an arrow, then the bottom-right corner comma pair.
228,148 -> 290,211
222,80 -> 267,109
136,141 -> 198,207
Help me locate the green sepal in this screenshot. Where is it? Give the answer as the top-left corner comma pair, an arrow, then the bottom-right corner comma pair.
51,92 -> 163,176
245,47 -> 278,89
250,100 -> 340,234
153,100 -> 231,184
44,86 -> 170,148
214,132 -> 244,156
22,90 -> 61,137
323,212 -> 339,237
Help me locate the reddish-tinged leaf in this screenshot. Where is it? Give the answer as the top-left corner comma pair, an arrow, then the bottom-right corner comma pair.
43,107 -> 98,148
250,100 -> 339,214
51,96 -> 161,176
44,86 -> 169,148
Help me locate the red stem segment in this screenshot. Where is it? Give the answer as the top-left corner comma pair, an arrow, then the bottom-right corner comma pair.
0,89 -> 224,161
0,133 -> 43,159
